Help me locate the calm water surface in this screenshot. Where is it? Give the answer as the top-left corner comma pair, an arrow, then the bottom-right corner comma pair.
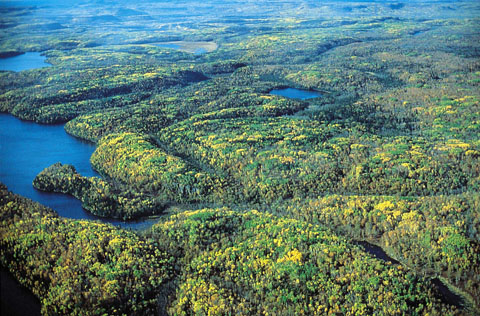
154,43 -> 208,55
0,114 -> 158,230
0,114 -> 157,315
270,88 -> 322,100
0,53 -> 51,72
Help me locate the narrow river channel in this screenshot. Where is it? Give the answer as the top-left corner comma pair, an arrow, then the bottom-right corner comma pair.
355,240 -> 465,308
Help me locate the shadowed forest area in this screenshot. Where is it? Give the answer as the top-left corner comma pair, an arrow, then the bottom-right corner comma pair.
1,0 -> 479,315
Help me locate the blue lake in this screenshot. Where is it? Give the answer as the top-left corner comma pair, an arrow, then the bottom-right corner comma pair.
0,114 -> 158,230
270,88 -> 322,100
0,52 -> 51,72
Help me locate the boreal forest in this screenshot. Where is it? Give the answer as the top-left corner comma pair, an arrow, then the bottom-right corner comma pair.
0,0 -> 479,315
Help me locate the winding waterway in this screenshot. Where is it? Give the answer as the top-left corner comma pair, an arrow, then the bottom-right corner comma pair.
355,240 -> 464,308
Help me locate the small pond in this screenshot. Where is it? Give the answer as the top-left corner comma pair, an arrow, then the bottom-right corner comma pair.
0,52 -> 51,72
269,88 -> 322,100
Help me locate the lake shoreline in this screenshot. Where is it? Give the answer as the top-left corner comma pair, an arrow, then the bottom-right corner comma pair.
0,113 -> 158,230
0,52 -> 51,72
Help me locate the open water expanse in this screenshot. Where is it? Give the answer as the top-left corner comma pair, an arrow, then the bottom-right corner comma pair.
270,87 -> 323,100
0,114 -> 158,230
0,52 -> 51,72
0,113 -> 158,315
